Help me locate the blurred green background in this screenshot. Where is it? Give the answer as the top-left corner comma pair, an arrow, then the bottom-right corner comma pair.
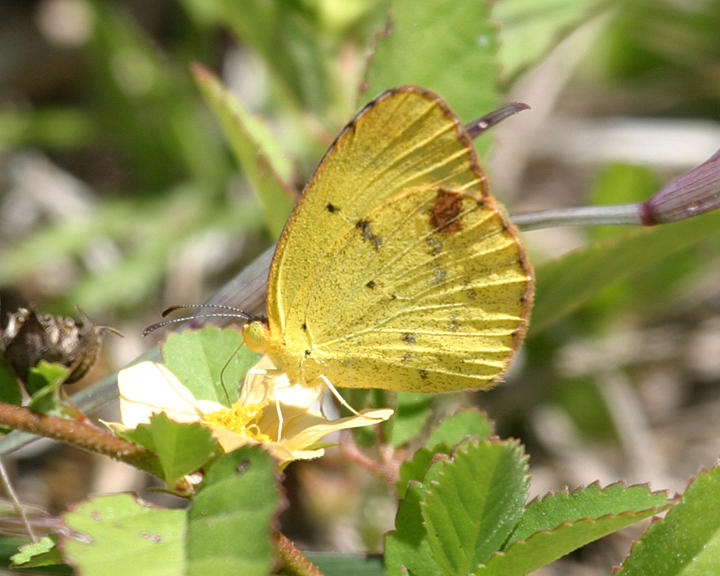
1,1 -> 720,573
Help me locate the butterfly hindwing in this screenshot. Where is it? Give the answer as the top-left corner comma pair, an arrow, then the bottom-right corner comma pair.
283,186 -> 531,392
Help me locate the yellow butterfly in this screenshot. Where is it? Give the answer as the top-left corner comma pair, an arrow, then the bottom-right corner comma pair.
240,86 -> 533,393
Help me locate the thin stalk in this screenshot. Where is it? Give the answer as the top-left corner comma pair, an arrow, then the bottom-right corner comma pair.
512,203 -> 642,230
0,459 -> 36,542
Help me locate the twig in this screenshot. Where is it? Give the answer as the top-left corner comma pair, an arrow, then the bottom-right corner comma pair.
0,402 -> 159,476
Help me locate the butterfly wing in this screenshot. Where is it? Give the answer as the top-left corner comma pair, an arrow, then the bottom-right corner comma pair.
267,86 -> 488,334
284,186 -> 532,392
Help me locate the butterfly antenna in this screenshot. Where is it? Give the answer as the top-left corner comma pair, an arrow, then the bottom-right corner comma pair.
142,304 -> 257,337
465,102 -> 530,139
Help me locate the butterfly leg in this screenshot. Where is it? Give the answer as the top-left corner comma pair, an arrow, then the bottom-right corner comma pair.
318,375 -> 359,415
243,366 -> 287,441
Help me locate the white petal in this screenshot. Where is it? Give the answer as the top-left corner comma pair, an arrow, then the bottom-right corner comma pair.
118,361 -> 205,427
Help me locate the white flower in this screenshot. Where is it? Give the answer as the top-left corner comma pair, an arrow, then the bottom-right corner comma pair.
114,356 -> 393,464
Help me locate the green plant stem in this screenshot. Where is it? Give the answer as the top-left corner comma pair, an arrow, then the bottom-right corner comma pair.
0,401 -> 160,476
512,203 -> 642,230
275,532 -> 323,576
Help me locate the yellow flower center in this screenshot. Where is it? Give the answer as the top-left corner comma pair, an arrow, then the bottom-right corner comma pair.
202,402 -> 272,442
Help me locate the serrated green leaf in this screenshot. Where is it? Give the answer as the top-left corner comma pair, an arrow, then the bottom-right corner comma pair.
162,326 -> 260,405
494,0 -> 613,80
364,0 -> 499,156
426,409 -> 492,449
385,482 -> 442,576
396,447 -> 443,499
62,493 -> 186,576
532,210 -> 720,333
10,536 -> 62,567
186,447 -> 279,576
193,64 -> 294,238
472,484 -> 671,576
510,482 -> 671,542
421,439 -> 528,574
388,392 -> 433,447
306,552 -> 384,576
616,466 -> 720,576
396,411 -> 493,498
124,413 -> 220,485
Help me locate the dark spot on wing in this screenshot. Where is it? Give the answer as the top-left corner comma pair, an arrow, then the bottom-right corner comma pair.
326,202 -> 339,213
366,279 -> 376,289
448,315 -> 460,331
419,369 -> 429,380
402,333 -> 417,345
402,352 -> 412,362
426,236 -> 443,255
301,322 -> 307,331
304,349 -> 311,357
430,190 -> 464,234
356,219 -> 382,249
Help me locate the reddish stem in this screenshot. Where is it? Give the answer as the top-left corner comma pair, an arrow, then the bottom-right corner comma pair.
0,402 -> 159,476
274,532 -> 323,576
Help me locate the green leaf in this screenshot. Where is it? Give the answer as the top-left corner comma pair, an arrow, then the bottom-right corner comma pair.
510,482 -> 670,542
186,447 -> 280,576
124,413 -> 220,486
192,64 -> 294,238
426,409 -> 493,449
0,107 -> 96,151
616,466 -> 720,575
0,360 -> 21,406
162,326 -> 260,405
396,410 -> 493,497
421,439 -> 528,574
62,493 -> 187,576
306,552 -> 384,576
531,210 -> 720,333
10,536 -> 63,568
388,392 -> 433,447
396,447 -> 441,499
364,0 -> 499,154
27,362 -> 69,415
494,0 -> 613,80
473,484 -> 671,576
385,482 -> 442,576
25,361 -> 68,396
182,0 -> 332,112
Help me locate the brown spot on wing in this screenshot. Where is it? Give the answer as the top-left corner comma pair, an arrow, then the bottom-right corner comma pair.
430,190 -> 464,234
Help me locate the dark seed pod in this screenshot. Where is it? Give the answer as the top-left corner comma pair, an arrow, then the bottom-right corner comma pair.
0,307 -> 119,384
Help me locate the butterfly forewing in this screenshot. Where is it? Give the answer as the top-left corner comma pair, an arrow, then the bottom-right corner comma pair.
267,87 -> 488,334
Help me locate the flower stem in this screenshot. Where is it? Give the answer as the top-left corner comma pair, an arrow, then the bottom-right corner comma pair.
274,532 -> 323,576
512,203 -> 642,230
0,402 -> 160,476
